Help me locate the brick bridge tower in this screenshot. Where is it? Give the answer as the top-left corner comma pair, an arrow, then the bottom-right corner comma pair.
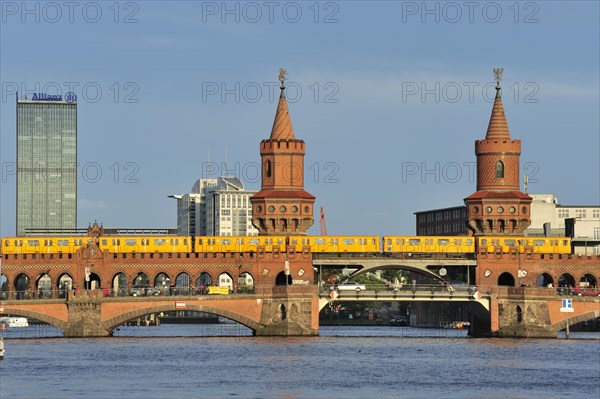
465,69 -> 532,235
251,69 -> 315,235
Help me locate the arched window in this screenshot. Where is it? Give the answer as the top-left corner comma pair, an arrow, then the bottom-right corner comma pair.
265,160 -> 272,178
496,161 -> 504,178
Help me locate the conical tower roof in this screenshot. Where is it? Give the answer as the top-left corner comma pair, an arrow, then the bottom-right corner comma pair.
485,85 -> 511,140
270,70 -> 295,140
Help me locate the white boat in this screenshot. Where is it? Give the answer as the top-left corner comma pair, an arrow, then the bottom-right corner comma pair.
0,337 -> 4,359
0,317 -> 29,328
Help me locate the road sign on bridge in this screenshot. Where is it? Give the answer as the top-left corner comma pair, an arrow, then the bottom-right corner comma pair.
560,298 -> 574,312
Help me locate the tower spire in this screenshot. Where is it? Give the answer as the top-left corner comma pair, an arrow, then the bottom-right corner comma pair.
270,68 -> 295,140
485,68 -> 511,140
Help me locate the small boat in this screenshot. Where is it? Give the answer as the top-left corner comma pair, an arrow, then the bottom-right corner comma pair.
0,317 -> 29,328
0,336 -> 4,359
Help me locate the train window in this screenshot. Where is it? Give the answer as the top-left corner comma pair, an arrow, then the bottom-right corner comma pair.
533,240 -> 545,246
290,238 -> 297,245
28,240 -> 40,246
154,239 -> 166,246
44,240 -> 53,246
505,240 -> 516,246
112,239 -> 121,246
333,239 -> 339,245
372,239 -> 376,245
102,239 -> 107,246
481,239 -> 487,246
170,239 -> 179,245
343,239 -> 354,245
408,239 -> 420,245
249,239 -> 260,245
466,239 -> 473,246
276,238 -> 283,245
125,239 -> 136,246
314,238 -> 325,245
221,239 -> 232,245
184,239 -> 188,245
438,239 -> 449,246
58,240 -> 69,246
3,240 -> 8,246
197,239 -> 203,245
74,240 -> 82,246
397,239 -> 403,245
386,239 -> 391,245
141,239 -> 150,245
563,240 -> 569,246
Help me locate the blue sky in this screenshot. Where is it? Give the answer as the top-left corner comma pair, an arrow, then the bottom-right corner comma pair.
0,1 -> 598,236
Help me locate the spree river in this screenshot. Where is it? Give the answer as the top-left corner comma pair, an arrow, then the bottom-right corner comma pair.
0,324 -> 598,399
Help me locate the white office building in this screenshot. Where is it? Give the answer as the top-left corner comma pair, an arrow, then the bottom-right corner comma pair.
525,194 -> 600,255
169,177 -> 258,236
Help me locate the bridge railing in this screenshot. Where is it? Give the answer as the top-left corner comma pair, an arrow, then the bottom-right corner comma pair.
0,285 -> 320,301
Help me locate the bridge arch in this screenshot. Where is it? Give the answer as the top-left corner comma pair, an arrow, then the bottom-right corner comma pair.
101,304 -> 260,334
348,264 -> 447,282
196,272 -> 213,287
112,272 -> 128,295
0,306 -> 69,332
552,309 -> 600,335
498,272 -> 515,286
558,273 -> 576,288
578,273 -> 597,288
536,273 -> 554,287
132,272 -> 150,286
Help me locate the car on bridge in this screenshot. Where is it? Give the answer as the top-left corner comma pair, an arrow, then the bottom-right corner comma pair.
129,285 -> 161,297
572,287 -> 600,297
389,315 -> 408,326
331,281 -> 367,292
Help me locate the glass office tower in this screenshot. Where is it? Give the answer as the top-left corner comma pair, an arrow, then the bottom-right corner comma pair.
16,96 -> 77,236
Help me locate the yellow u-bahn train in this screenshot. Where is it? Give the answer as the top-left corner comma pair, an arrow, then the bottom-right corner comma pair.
0,235 -> 572,256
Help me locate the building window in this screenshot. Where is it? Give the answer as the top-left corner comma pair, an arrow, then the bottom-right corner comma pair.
575,209 -> 587,219
558,209 -> 569,218
495,161 -> 504,178
265,160 -> 272,178
593,209 -> 599,219
594,227 -> 600,240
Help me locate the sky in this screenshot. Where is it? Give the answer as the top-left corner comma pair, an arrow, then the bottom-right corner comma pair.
0,0 -> 598,237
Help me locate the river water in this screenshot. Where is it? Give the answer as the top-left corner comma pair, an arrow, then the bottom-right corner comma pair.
0,324 -> 598,399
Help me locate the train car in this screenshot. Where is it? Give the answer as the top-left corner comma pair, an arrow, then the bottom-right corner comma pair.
303,236 -> 380,253
383,236 -> 475,254
477,236 -> 571,254
1,237 -> 86,255
99,236 -> 191,253
194,236 -> 286,253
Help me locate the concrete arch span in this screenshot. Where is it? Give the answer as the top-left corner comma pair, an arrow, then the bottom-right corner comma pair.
101,303 -> 261,335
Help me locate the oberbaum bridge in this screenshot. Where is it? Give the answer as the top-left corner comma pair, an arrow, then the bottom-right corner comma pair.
0,70 -> 598,338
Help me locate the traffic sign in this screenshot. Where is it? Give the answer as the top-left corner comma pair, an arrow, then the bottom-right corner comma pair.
329,290 -> 338,300
560,298 -> 574,312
